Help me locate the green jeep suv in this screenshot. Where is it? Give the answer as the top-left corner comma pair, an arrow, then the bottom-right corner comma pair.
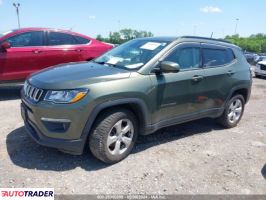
21,36 -> 252,163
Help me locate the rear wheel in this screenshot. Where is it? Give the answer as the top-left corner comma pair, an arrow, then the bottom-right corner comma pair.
217,95 -> 245,128
89,109 -> 138,164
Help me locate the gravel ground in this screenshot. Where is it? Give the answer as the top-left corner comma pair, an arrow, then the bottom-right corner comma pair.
0,77 -> 265,195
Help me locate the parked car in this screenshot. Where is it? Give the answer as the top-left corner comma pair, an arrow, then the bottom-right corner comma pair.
255,60 -> 266,77
0,28 -> 113,83
21,36 -> 252,164
254,55 -> 266,64
244,52 -> 257,65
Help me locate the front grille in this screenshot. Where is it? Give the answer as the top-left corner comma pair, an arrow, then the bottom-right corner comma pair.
260,64 -> 266,71
24,82 -> 44,102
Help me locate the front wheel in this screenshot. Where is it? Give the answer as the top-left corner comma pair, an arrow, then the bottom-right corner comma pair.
217,95 -> 245,128
89,109 -> 138,164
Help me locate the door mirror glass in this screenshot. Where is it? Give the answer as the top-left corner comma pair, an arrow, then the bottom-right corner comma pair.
159,61 -> 180,73
1,41 -> 11,51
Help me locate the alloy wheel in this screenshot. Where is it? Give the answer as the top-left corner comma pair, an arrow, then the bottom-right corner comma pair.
227,99 -> 243,124
107,119 -> 134,156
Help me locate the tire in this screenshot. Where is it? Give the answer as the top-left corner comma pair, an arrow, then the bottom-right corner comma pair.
217,95 -> 245,128
89,109 -> 138,164
255,73 -> 261,78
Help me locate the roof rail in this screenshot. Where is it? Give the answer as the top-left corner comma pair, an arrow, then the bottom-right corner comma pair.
180,36 -> 232,44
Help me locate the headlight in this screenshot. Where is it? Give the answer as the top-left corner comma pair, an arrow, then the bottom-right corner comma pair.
44,89 -> 88,104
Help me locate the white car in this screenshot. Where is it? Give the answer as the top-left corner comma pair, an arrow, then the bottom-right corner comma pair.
255,60 -> 266,77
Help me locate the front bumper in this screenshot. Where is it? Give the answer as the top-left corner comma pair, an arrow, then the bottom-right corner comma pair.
255,66 -> 266,76
20,94 -> 91,155
23,111 -> 85,155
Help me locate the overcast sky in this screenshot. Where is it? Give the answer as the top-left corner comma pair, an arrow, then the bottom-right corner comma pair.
0,0 -> 265,38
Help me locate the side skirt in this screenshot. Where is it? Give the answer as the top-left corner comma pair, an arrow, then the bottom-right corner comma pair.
144,107 -> 224,135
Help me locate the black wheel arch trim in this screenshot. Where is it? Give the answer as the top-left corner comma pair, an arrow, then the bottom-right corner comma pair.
226,84 -> 252,105
80,98 -> 150,149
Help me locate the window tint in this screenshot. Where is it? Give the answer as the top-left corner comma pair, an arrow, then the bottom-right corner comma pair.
203,48 -> 235,67
227,48 -> 235,61
75,36 -> 90,44
48,32 -> 77,45
6,31 -> 44,47
164,47 -> 200,70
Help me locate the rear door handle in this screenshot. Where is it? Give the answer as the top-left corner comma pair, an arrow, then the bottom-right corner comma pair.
192,75 -> 204,82
76,49 -> 82,52
32,50 -> 42,54
227,70 -> 235,76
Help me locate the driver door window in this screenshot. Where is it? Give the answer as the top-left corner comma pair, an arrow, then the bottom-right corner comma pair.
5,31 -> 44,47
164,47 -> 201,70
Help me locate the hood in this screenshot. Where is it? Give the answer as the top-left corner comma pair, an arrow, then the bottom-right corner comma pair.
29,61 -> 131,89
258,60 -> 266,65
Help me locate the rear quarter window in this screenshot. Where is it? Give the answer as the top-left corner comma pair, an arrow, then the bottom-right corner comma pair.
203,48 -> 235,67
74,36 -> 90,44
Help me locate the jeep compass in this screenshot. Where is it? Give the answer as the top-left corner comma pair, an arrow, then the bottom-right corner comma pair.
21,36 -> 252,163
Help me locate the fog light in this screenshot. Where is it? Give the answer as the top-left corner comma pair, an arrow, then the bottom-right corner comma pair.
41,118 -> 71,133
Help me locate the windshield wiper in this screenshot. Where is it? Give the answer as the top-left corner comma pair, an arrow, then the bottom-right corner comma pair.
93,60 -> 120,67
93,60 -> 106,65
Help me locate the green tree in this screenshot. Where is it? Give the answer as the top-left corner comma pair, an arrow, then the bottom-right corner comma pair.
95,28 -> 154,44
261,42 -> 266,53
96,34 -> 104,41
109,32 -> 122,44
225,34 -> 266,53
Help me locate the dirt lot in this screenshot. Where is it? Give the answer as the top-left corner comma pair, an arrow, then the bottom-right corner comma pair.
0,78 -> 265,195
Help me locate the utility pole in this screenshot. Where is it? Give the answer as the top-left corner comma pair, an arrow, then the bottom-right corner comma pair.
13,3 -> 21,29
234,18 -> 239,35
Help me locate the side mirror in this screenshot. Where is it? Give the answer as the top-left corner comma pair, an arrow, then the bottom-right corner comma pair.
155,61 -> 180,74
1,41 -> 11,51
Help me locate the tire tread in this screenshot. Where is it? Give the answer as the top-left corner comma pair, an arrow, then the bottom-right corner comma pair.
89,109 -> 137,164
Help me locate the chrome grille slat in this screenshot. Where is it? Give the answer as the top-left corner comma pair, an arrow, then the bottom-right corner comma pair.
33,88 -> 39,100
26,85 -> 31,96
23,82 -> 43,103
30,87 -> 35,97
37,90 -> 43,100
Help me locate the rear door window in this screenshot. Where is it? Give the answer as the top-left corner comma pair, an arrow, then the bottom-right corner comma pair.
203,47 -> 235,67
48,32 -> 77,45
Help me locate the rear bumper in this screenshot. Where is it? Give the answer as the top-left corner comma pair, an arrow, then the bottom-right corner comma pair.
21,102 -> 86,155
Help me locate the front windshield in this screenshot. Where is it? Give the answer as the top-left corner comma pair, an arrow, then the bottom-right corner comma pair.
94,39 -> 170,70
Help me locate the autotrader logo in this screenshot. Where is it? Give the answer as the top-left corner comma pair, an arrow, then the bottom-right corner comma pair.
0,188 -> 54,200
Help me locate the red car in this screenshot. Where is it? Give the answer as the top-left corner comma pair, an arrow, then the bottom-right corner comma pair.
0,28 -> 113,83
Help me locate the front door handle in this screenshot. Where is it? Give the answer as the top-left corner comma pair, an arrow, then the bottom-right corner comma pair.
32,50 -> 42,54
192,75 -> 204,82
227,70 -> 235,76
76,49 -> 82,52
